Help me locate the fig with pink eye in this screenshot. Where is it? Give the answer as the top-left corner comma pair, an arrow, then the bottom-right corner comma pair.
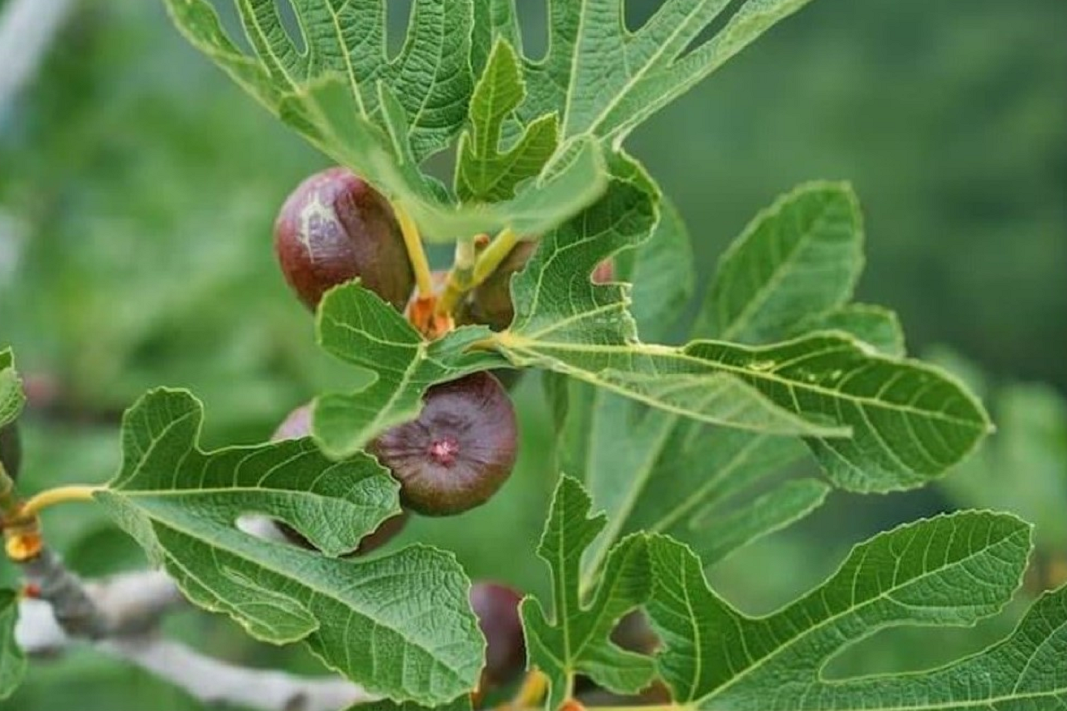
371,371 -> 518,516
274,167 -> 415,312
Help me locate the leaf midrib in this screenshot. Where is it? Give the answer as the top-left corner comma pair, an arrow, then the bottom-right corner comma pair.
502,337 -> 984,430
700,521 -> 1028,704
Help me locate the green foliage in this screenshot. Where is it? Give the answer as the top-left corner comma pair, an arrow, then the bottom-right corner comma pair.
521,478 -> 654,708
546,181 -> 990,590
163,0 -> 606,240
645,513 -> 1067,710
98,388 -> 482,704
312,284 -> 508,458
455,40 -> 560,204
0,350 -> 23,429
0,1 -> 1063,709
0,589 -> 25,700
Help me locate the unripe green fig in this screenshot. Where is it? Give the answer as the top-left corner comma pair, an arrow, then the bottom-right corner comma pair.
0,423 -> 21,480
470,581 -> 525,687
274,167 -> 415,311
371,372 -> 518,516
270,404 -> 408,556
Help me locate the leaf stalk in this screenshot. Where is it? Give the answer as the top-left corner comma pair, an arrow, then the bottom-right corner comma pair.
394,201 -> 435,298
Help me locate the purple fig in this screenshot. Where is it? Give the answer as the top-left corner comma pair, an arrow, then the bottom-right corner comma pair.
274,167 -> 414,311
470,581 -> 525,687
371,372 -> 518,516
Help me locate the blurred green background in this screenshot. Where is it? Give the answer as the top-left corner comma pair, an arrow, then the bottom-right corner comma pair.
0,1 -> 1064,709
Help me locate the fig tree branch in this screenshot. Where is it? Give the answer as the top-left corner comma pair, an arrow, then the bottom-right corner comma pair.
13,547 -> 378,711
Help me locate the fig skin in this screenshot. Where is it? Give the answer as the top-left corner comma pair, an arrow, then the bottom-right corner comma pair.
470,581 -> 526,687
371,372 -> 518,516
274,167 -> 415,311
0,423 -> 21,480
270,404 -> 408,556
463,241 -> 537,332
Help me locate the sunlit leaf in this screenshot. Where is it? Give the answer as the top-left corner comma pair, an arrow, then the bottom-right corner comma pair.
312,283 -> 508,458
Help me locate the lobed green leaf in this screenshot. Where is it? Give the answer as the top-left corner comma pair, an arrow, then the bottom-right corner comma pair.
645,512 -> 1065,711
520,477 -> 654,709
520,0 -> 817,144
455,40 -> 560,204
99,388 -> 483,704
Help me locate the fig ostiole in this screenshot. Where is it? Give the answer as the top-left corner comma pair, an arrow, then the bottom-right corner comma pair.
274,167 -> 415,312
371,372 -> 518,516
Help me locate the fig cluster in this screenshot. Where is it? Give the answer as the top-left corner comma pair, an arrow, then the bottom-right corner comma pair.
272,167 -> 521,520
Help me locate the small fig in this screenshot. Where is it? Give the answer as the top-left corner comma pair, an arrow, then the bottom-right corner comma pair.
0,423 -> 21,480
274,167 -> 415,311
470,581 -> 525,687
371,372 -> 518,516
463,241 -> 538,332
270,403 -> 408,556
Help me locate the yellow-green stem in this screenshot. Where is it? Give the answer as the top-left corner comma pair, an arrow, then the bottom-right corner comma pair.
436,227 -> 523,317
471,227 -> 521,288
20,485 -> 104,518
394,202 -> 434,297
436,237 -> 478,315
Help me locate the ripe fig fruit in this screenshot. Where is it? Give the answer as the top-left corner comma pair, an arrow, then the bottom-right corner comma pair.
270,403 -> 408,556
371,372 -> 518,516
274,167 -> 415,311
470,581 -> 525,687
0,423 -> 21,480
